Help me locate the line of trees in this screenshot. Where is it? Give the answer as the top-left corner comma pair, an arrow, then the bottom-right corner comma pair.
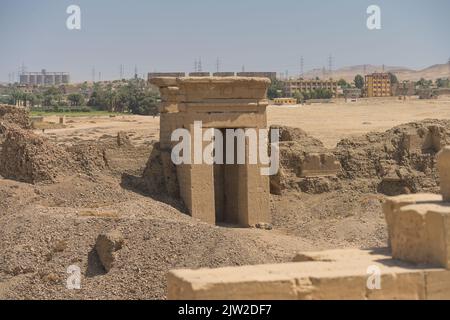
2,79 -> 160,115
87,79 -> 159,115
293,88 -> 333,102
267,79 -> 284,99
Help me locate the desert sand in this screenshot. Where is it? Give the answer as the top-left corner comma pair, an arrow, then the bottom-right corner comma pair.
38,96 -> 450,148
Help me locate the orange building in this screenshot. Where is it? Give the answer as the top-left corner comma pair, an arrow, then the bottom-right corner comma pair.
365,73 -> 392,97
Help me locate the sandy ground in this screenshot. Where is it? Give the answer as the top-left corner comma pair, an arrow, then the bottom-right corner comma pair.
39,115 -> 160,146
268,96 -> 450,147
39,96 -> 450,148
1,97 -> 450,299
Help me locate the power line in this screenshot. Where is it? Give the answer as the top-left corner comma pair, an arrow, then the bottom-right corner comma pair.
20,62 -> 27,75
216,57 -> 221,73
119,64 -> 124,79
197,57 -> 202,72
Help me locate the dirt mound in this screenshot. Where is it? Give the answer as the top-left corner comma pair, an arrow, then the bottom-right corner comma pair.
0,127 -> 73,183
116,131 -> 132,147
0,196 -> 295,299
335,119 -> 450,195
67,142 -> 108,173
0,124 -> 148,184
271,120 -> 450,196
273,125 -> 324,147
270,125 -> 341,194
0,104 -> 31,130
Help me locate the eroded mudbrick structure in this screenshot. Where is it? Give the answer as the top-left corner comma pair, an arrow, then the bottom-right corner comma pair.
167,146 -> 450,300
150,77 -> 271,227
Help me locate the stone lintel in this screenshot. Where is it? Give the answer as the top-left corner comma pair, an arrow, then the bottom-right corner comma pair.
151,77 -> 270,102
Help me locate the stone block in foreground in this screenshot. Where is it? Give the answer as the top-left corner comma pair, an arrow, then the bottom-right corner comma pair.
382,193 -> 450,268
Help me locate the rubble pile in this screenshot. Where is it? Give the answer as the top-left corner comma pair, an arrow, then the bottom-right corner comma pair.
335,120 -> 449,195
0,126 -> 73,183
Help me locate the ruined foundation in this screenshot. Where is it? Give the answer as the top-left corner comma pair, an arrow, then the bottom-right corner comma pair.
167,145 -> 450,300
150,77 -> 271,227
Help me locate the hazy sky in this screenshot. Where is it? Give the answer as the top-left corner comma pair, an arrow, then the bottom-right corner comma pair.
1,0 -> 449,82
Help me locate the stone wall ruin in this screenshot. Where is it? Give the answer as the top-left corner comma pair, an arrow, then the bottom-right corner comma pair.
167,145 -> 450,300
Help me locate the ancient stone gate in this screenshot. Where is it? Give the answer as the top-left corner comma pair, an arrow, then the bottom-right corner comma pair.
150,77 -> 271,227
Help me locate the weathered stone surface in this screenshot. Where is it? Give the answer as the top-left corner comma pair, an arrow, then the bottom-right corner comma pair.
168,248 -> 447,300
382,193 -> 450,268
95,230 -> 124,272
142,143 -> 179,198
116,131 -> 131,147
425,270 -> 450,299
269,125 -> 341,194
335,120 -> 449,196
381,146 -> 450,268
0,104 -> 31,129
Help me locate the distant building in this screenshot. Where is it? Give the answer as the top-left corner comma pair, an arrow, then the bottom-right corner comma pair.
236,72 -> 277,81
188,72 -> 211,77
343,87 -> 362,98
392,81 -> 415,96
365,73 -> 392,97
273,97 -> 297,105
283,79 -> 338,97
418,88 -> 437,99
213,72 -> 236,77
148,72 -> 186,80
19,69 -> 70,86
343,88 -> 362,102
417,88 -> 450,99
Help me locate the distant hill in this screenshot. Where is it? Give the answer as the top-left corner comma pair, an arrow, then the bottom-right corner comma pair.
302,63 -> 449,82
